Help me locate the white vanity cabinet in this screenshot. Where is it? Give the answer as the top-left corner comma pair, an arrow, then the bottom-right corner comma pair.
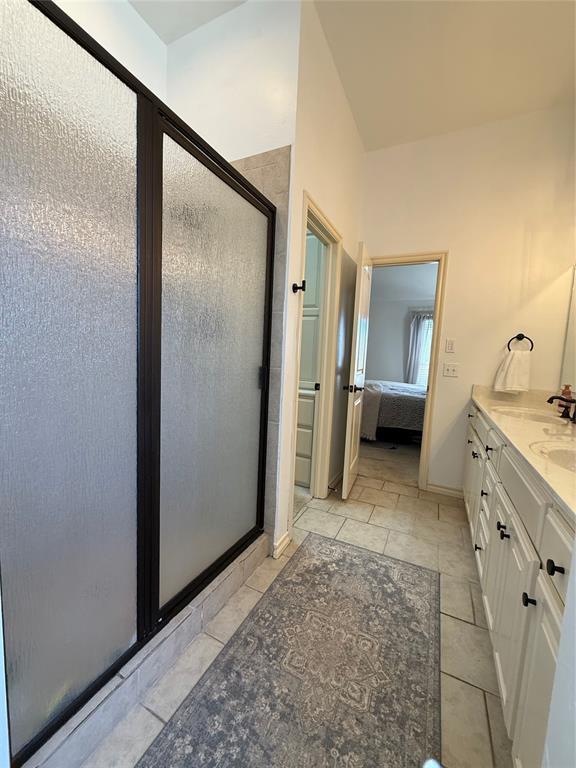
464,399 -> 575,766
512,572 -> 564,768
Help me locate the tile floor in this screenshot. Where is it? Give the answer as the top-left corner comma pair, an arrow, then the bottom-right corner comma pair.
81,440 -> 512,768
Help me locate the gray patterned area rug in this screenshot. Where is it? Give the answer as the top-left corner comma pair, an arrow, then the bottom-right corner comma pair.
137,534 -> 441,768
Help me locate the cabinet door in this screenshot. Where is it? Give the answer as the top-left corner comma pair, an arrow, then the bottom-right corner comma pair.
513,573 -> 563,768
482,487 -> 509,631
463,424 -> 477,518
468,435 -> 486,541
491,502 -> 539,733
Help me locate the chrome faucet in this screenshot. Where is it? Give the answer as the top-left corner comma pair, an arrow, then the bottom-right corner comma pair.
547,395 -> 576,423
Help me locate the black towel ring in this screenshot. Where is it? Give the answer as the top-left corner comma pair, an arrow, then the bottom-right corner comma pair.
507,333 -> 534,351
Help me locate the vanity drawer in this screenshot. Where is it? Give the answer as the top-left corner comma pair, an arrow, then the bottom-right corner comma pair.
540,508 -> 574,603
475,411 -> 491,447
498,448 -> 549,546
481,461 -> 500,513
485,428 -> 505,470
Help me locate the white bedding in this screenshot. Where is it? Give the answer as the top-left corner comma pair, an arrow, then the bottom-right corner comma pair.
361,380 -> 427,441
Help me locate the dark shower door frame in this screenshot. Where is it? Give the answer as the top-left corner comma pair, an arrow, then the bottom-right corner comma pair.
12,3 -> 275,765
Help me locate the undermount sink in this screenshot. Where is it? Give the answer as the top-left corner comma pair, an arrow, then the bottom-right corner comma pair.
491,406 -> 562,425
530,441 -> 576,472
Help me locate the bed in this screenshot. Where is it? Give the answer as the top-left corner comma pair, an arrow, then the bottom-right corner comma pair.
360,380 -> 427,441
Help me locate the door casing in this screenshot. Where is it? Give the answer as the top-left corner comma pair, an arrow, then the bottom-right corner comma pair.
291,195 -> 342,503
369,251 -> 448,493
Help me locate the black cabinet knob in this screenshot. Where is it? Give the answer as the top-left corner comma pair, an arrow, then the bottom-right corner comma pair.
472,451 -> 479,459
467,439 -> 473,445
521,592 -> 537,607
546,559 -> 565,577
474,544 -> 482,552
496,521 -> 506,531
485,445 -> 493,453
292,280 -> 306,293
353,385 -> 364,393
500,529 -> 510,540
481,490 -> 488,497
467,413 -> 475,418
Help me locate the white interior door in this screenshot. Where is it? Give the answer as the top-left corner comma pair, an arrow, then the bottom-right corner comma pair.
342,248 -> 372,499
295,233 -> 326,488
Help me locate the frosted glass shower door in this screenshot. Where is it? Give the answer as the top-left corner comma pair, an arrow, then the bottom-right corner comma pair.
159,130 -> 271,608
0,0 -> 137,754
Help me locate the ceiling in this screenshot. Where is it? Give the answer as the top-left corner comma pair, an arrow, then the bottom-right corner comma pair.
372,263 -> 438,301
315,0 -> 575,151
130,0 -> 246,43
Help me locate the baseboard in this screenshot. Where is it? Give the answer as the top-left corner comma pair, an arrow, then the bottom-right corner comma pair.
424,482 -> 463,499
273,531 -> 291,559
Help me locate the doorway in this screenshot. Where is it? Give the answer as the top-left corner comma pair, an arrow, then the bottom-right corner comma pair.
360,257 -> 444,490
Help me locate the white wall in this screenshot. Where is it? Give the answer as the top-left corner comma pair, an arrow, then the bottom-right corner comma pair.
366,264 -> 438,382
363,107 -> 575,491
275,0 -> 365,547
167,0 -> 300,160
55,0 -> 167,99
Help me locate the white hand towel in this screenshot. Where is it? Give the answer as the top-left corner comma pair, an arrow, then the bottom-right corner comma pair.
493,350 -> 531,392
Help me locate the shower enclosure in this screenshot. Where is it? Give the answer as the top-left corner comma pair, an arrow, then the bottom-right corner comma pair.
0,1 -> 275,763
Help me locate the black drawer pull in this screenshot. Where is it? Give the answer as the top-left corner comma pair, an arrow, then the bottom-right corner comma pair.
474,544 -> 482,552
467,413 -> 475,418
472,451 -> 479,459
485,445 -> 493,453
481,490 -> 488,497
500,529 -> 510,540
496,521 -> 506,531
467,439 -> 473,445
522,592 -> 537,607
546,559 -> 565,577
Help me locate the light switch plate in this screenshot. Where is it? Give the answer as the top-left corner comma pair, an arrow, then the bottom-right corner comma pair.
443,363 -> 459,377
445,338 -> 455,353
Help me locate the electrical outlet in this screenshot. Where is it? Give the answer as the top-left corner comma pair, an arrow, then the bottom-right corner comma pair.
445,338 -> 455,353
443,363 -> 459,378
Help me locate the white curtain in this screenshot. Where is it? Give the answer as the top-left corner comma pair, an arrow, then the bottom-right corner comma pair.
405,311 -> 434,386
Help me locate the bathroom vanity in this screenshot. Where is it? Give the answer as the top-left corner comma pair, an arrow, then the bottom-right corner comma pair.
463,386 -> 575,768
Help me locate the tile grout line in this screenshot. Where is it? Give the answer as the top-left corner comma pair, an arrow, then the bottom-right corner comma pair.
441,670 -> 499,697
483,690 -> 497,768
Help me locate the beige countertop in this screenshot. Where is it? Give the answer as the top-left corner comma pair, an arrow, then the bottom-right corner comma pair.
471,386 -> 576,518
